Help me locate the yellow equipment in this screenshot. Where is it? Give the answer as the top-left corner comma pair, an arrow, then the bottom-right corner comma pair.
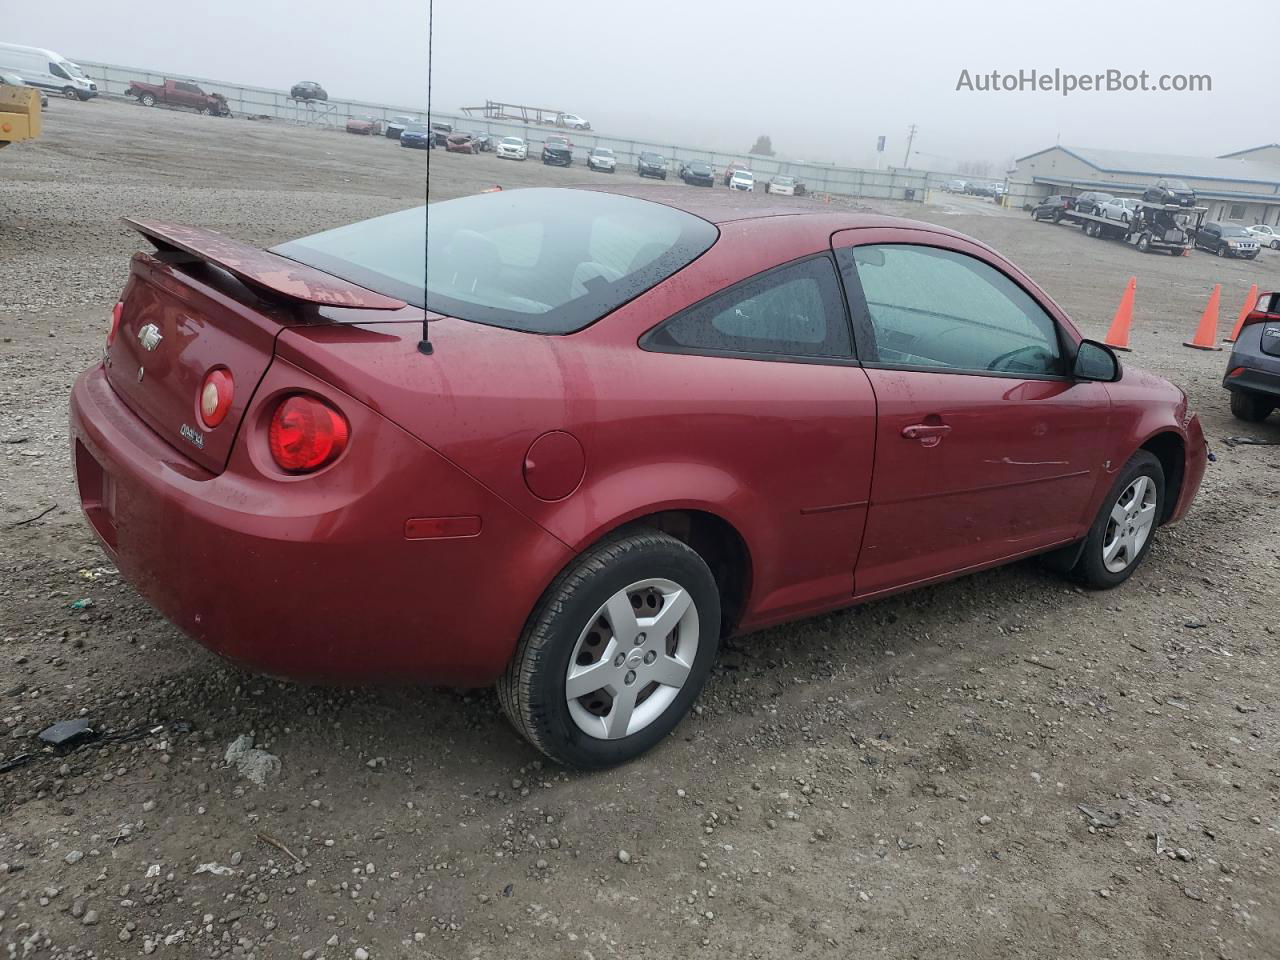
0,81 -> 42,148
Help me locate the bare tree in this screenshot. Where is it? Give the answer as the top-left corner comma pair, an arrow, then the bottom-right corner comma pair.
749,135 -> 775,157
957,159 -> 993,178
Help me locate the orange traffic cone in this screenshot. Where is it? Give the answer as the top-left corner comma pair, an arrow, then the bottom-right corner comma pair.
1224,283 -> 1259,343
1184,285 -> 1224,351
1103,277 -> 1136,351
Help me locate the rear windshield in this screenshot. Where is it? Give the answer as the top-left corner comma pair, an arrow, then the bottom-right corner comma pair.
423,188 -> 717,333
593,148 -> 614,156
272,206 -> 427,307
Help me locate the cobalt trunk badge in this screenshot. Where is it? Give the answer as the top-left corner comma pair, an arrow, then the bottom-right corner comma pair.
137,323 -> 163,351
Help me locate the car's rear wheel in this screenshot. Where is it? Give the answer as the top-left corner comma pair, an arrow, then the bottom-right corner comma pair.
497,530 -> 720,769
1074,451 -> 1164,589
1230,389 -> 1274,422
1052,210 -> 1063,223
1137,233 -> 1151,253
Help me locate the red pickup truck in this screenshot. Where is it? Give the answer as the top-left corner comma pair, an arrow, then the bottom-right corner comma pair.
125,79 -> 231,116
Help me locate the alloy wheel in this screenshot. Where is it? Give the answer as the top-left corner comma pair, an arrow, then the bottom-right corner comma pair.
1102,476 -> 1157,573
565,578 -> 699,740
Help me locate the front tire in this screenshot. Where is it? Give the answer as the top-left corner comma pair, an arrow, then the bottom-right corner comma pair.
63,86 -> 78,100
140,93 -> 156,107
1074,451 -> 1164,589
1230,389 -> 1274,422
497,531 -> 721,769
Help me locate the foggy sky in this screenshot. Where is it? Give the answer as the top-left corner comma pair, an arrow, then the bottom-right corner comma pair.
8,0 -> 1277,173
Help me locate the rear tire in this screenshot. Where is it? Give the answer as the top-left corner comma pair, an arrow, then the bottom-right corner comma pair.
1074,451 -> 1164,589
497,530 -> 721,769
1137,233 -> 1150,253
1230,389 -> 1274,422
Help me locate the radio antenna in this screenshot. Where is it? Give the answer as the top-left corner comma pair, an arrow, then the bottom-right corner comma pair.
418,0 -> 435,355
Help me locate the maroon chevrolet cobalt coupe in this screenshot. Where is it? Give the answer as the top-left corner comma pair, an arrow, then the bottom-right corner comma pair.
70,186 -> 1207,768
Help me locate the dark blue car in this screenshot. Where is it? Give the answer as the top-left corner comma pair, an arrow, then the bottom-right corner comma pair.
399,123 -> 431,149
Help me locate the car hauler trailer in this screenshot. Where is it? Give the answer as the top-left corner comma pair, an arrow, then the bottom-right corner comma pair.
1070,201 -> 1207,255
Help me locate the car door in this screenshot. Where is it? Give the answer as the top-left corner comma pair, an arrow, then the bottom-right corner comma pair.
831,228 -> 1109,599
641,253 -> 877,622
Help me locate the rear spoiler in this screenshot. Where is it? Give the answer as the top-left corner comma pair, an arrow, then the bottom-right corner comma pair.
124,218 -> 406,311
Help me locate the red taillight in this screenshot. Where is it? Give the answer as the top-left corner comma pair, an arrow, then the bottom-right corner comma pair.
199,368 -> 234,428
268,395 -> 349,473
1226,367 -> 1245,378
1241,310 -> 1275,329
107,302 -> 123,347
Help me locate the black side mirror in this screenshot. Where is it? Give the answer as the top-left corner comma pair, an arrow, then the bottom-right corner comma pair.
1074,339 -> 1121,382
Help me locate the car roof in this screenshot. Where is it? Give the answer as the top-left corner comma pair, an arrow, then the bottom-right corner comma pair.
573,184 -> 973,238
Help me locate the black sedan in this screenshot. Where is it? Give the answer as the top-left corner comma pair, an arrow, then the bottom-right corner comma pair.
542,137 -> 573,166
679,160 -> 715,186
637,152 -> 668,180
1143,178 -> 1197,207
1030,195 -> 1075,222
290,80 -> 327,101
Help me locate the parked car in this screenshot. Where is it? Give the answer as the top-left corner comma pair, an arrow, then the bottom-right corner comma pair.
0,71 -> 48,108
558,112 -> 591,130
445,133 -> 479,154
1224,290 -> 1280,421
637,151 -> 668,179
0,43 -> 97,100
399,123 -> 432,149
587,147 -> 617,173
723,162 -> 749,186
1031,195 -> 1075,221
430,122 -> 453,146
385,115 -> 420,140
290,81 -> 327,101
345,115 -> 383,136
1074,191 -> 1115,216
1098,197 -> 1139,224
469,131 -> 495,152
71,188 -> 1207,769
729,169 -> 755,192
943,179 -> 966,193
542,135 -> 573,166
1245,224 -> 1280,249
679,160 -> 715,186
767,175 -> 798,196
964,182 -> 993,197
1194,221 -> 1259,259
496,136 -> 528,161
1143,178 -> 1197,207
124,78 -> 230,116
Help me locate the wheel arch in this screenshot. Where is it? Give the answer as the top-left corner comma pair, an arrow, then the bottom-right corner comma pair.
1139,430 -> 1185,524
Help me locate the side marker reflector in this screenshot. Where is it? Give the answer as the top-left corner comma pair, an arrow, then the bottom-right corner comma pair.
404,516 -> 482,540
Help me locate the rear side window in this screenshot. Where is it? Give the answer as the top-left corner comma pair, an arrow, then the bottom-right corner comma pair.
843,244 -> 1061,376
646,256 -> 851,360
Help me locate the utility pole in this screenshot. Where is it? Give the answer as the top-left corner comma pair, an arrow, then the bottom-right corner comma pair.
903,123 -> 917,168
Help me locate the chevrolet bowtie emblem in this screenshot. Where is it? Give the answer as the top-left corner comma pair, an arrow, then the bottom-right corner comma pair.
137,323 -> 163,351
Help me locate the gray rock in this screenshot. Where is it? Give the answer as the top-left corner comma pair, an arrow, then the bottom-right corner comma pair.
224,735 -> 281,787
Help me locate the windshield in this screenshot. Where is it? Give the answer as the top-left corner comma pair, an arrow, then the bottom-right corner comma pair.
773,176 -> 794,185
419,189 -> 716,333
1221,225 -> 1249,237
272,206 -> 426,307
501,137 -> 523,145
59,60 -> 87,80
404,123 -> 427,133
734,171 -> 753,180
592,148 -> 613,156
1165,180 -> 1191,191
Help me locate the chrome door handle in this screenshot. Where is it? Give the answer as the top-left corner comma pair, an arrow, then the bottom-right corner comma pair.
901,424 -> 952,440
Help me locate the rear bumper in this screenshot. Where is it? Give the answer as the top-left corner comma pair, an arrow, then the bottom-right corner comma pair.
69,362 -> 571,686
1224,365 -> 1280,398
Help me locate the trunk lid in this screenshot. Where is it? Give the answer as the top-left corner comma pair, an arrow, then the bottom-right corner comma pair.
106,220 -> 406,474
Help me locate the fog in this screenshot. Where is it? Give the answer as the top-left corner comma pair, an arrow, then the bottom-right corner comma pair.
9,0 -> 1277,173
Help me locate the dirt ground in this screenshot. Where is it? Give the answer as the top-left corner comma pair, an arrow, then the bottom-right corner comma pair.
1,98 -> 1278,960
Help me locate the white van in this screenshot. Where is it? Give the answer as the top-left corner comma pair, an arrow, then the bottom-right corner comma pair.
0,43 -> 97,100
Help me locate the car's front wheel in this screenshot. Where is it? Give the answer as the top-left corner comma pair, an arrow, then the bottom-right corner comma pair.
497,530 -> 721,769
1074,451 -> 1164,589
1230,389 -> 1274,422
140,93 -> 156,107
1217,245 -> 1227,257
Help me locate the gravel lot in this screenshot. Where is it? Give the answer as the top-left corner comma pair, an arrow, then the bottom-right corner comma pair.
1,98 -> 1278,960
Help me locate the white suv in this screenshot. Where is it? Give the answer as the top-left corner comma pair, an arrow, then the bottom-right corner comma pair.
729,170 -> 755,192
